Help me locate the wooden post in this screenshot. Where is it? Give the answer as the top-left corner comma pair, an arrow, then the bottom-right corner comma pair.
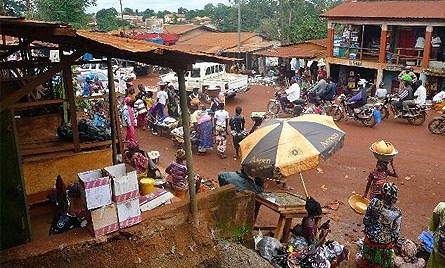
326,22 -> 334,58
107,58 -> 118,165
359,25 -> 365,61
62,61 -> 80,152
423,26 -> 433,68
0,109 -> 32,249
379,24 -> 388,64
177,69 -> 199,227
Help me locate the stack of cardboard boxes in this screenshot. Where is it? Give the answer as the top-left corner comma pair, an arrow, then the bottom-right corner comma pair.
78,164 -> 141,237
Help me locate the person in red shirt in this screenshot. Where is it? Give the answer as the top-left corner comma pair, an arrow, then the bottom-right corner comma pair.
317,65 -> 327,79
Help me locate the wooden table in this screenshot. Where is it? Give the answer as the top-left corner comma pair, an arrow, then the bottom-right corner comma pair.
254,192 -> 307,242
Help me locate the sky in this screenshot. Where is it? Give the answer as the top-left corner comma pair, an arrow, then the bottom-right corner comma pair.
87,0 -> 232,13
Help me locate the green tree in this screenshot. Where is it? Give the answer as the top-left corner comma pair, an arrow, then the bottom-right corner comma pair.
96,8 -> 120,32
34,0 -> 96,29
178,7 -> 188,14
141,8 -> 155,20
156,10 -> 170,19
1,0 -> 27,16
122,7 -> 135,15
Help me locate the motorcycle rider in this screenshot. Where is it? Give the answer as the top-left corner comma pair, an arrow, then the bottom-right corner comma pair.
346,79 -> 369,116
393,79 -> 415,117
322,77 -> 336,102
414,80 -> 427,105
308,74 -> 327,105
280,79 -> 301,111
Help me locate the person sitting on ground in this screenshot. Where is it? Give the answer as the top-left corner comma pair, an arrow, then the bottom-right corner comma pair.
394,239 -> 426,268
217,167 -> 264,194
363,160 -> 398,200
298,197 -> 349,267
426,202 -> 445,268
360,182 -> 402,268
229,106 -> 247,160
414,80 -> 427,105
165,149 -> 188,199
375,82 -> 388,99
124,139 -> 158,178
279,79 -> 301,111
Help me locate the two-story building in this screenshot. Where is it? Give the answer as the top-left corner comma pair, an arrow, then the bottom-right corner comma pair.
321,1 -> 445,97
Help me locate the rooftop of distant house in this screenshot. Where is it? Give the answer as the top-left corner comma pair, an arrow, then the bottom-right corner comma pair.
321,1 -> 445,20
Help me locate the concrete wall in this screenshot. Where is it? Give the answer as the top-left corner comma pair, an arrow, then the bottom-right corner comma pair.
1,185 -> 256,268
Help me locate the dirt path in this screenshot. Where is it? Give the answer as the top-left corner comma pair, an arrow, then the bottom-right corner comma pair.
134,75 -> 445,265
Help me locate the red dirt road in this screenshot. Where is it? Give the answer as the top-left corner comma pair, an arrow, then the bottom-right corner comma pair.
135,76 -> 445,262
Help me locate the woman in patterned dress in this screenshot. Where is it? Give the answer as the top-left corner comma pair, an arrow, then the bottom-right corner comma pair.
360,182 -> 402,268
364,160 -> 397,200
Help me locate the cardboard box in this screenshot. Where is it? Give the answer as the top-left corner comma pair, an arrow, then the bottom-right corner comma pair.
139,188 -> 174,212
87,203 -> 119,237
116,198 -> 141,229
104,164 -> 139,203
78,169 -> 112,210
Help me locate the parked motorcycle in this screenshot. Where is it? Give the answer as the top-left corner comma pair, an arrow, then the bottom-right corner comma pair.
326,93 -> 378,127
267,90 -> 307,117
378,94 -> 428,125
428,106 -> 445,134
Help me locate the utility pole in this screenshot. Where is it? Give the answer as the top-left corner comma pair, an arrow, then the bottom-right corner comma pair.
26,0 -> 32,19
237,0 -> 241,52
280,0 -> 284,44
119,0 -> 125,34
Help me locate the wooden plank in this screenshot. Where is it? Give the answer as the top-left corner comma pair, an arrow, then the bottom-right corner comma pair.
63,62 -> 80,152
11,99 -> 66,110
0,39 -> 33,61
0,60 -> 54,69
0,50 -> 83,113
0,109 -> 32,249
107,58 -> 118,164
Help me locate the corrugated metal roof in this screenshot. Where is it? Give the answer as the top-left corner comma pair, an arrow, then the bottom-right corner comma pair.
255,41 -> 326,59
164,24 -> 216,35
173,32 -> 273,54
321,1 -> 445,20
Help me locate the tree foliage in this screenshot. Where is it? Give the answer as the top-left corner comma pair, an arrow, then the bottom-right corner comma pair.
34,0 -> 96,29
141,8 -> 155,20
96,7 -> 120,32
1,0 -> 27,16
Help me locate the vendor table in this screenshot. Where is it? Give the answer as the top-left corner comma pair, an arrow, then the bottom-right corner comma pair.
254,192 -> 307,242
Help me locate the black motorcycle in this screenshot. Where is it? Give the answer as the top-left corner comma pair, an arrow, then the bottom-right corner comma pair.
326,93 -> 378,127
428,106 -> 445,134
378,94 -> 428,126
267,90 -> 307,118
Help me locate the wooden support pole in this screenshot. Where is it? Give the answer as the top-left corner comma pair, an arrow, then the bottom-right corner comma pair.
177,70 -> 199,227
423,26 -> 433,68
379,25 -> 388,64
0,109 -> 32,249
107,58 -> 118,165
326,22 -> 334,58
0,50 -> 83,113
62,60 -> 80,153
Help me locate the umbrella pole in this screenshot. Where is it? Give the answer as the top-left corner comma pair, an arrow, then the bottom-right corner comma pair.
299,172 -> 309,199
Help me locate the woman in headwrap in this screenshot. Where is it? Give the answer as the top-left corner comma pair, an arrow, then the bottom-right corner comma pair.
121,97 -> 135,141
364,160 -> 398,200
426,202 -> 445,268
165,149 -> 188,199
196,105 -> 213,154
288,197 -> 348,268
360,182 -> 402,268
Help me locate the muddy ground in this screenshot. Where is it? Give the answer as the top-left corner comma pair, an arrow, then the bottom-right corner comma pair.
132,74 -> 444,266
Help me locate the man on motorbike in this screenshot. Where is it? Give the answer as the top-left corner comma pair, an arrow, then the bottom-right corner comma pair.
321,77 -> 336,102
308,74 -> 327,105
414,80 -> 427,105
393,80 -> 415,117
280,79 -> 301,111
346,79 -> 369,116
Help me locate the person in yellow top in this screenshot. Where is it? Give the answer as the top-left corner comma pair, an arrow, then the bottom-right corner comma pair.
427,202 -> 445,268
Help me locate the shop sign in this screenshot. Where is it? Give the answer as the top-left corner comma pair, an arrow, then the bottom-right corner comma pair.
349,60 -> 362,66
386,65 -> 403,71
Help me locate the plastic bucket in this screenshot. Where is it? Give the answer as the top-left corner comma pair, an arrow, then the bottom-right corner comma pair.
139,178 -> 155,195
174,189 -> 187,200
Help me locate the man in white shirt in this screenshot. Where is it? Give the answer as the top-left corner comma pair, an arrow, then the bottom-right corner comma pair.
375,82 -> 388,98
156,84 -> 168,118
413,80 -> 427,105
415,36 -> 425,49
280,80 -> 301,110
431,33 -> 442,59
432,89 -> 445,103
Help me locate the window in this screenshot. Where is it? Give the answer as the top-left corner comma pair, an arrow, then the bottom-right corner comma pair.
205,67 -> 211,75
191,68 -> 200,78
218,65 -> 224,72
